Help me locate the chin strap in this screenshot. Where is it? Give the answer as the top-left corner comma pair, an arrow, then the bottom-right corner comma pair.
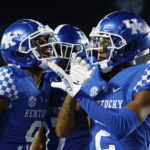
39,57 -> 61,70
99,62 -> 113,73
39,59 -> 49,70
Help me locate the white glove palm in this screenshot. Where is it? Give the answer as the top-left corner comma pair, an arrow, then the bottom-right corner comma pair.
48,55 -> 95,97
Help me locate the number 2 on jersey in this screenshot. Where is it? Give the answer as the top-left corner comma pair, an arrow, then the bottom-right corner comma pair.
95,130 -> 116,150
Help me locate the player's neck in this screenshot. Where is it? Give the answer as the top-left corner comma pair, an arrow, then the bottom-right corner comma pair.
102,60 -> 135,82
24,67 -> 44,87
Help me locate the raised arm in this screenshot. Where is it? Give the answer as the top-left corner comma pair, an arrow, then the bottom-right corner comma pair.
55,94 -> 87,137
30,125 -> 46,150
75,89 -> 150,140
126,90 -> 150,123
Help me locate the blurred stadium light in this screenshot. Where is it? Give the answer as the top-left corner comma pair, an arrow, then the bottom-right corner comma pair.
115,0 -> 145,15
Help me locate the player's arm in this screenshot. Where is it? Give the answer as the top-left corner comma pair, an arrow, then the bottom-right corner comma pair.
74,89 -> 150,140
126,90 -> 150,123
55,94 -> 87,137
30,125 -> 46,150
47,56 -> 150,140
0,97 -> 10,114
48,58 -> 141,140
87,115 -> 91,137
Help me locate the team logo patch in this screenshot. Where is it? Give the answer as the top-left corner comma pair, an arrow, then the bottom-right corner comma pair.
123,18 -> 144,35
89,86 -> 99,98
28,96 -> 37,108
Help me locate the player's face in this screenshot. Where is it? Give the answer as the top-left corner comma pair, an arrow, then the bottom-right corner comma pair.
98,38 -> 110,61
89,37 -> 111,62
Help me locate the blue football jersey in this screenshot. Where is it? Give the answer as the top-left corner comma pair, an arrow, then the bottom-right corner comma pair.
44,71 -> 90,150
0,65 -> 51,150
81,63 -> 150,150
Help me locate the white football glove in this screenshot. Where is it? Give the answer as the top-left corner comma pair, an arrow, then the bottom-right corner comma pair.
70,53 -> 94,86
47,56 -> 95,97
48,62 -> 81,97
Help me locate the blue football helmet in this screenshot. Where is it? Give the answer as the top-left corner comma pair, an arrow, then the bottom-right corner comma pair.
0,19 -> 58,69
87,11 -> 150,73
54,24 -> 89,71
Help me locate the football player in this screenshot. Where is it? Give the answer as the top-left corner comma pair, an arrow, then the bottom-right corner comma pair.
0,19 -> 57,150
30,24 -> 90,150
48,11 -> 150,150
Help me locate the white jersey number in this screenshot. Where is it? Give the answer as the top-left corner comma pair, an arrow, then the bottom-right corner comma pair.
17,121 -> 42,150
45,118 -> 66,150
25,120 -> 42,142
95,130 -> 116,150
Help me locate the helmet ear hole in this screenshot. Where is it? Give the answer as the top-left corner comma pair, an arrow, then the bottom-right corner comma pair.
123,41 -> 137,51
123,43 -> 132,51
16,52 -> 26,58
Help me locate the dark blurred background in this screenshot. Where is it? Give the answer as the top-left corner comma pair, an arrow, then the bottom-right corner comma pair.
0,0 -> 150,65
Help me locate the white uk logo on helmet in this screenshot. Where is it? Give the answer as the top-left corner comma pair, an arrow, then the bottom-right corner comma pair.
3,32 -> 16,49
123,18 -> 144,35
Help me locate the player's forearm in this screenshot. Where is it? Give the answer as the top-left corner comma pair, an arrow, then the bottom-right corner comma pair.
126,90 -> 150,123
30,143 -> 45,150
75,90 -> 140,140
55,94 -> 78,137
29,126 -> 46,150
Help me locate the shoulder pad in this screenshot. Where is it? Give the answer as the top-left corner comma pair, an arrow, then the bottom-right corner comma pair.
0,66 -> 19,101
133,64 -> 150,97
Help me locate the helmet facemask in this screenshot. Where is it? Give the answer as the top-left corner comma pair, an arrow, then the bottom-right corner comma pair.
53,41 -> 85,72
86,27 -> 128,73
86,11 -> 150,73
17,25 -> 62,69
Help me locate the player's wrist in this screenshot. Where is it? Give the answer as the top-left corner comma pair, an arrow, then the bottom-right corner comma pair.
66,94 -> 78,106
70,83 -> 81,97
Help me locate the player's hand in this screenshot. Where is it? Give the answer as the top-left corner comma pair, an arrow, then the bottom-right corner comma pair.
48,62 -> 81,97
47,56 -> 95,97
70,53 -> 95,86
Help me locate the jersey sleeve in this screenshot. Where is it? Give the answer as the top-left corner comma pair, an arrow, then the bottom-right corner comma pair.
132,65 -> 150,99
0,67 -> 18,101
75,90 -> 139,140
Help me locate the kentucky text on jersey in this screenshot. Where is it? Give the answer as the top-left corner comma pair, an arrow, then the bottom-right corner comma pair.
97,100 -> 123,109
24,109 -> 47,118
